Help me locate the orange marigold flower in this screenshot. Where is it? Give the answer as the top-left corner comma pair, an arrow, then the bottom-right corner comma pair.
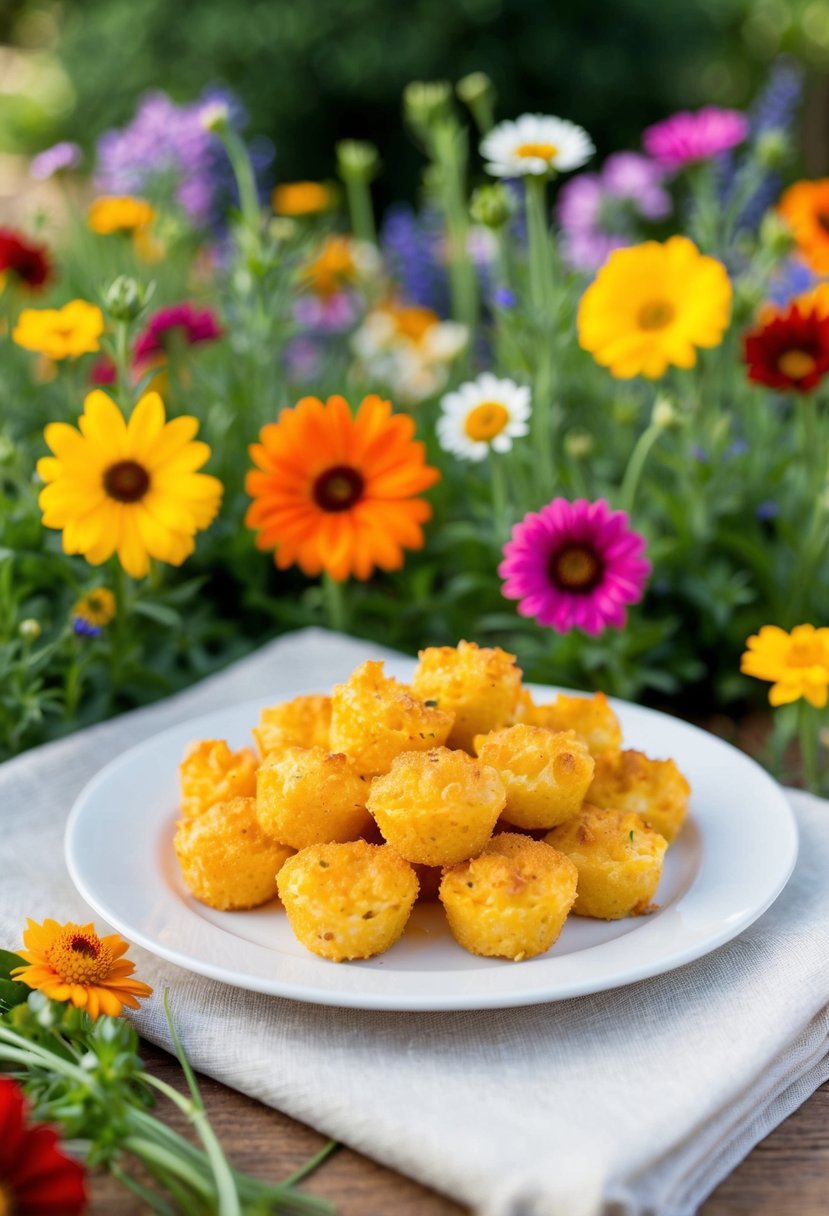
245,394 -> 439,582
273,181 -> 334,216
778,180 -> 829,274
88,195 -> 155,236
12,919 -> 153,1018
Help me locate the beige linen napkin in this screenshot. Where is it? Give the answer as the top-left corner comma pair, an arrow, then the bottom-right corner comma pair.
1,627 -> 827,1216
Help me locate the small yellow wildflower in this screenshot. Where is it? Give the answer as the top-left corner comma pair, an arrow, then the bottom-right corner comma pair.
12,300 -> 104,360
88,195 -> 155,235
12,918 -> 152,1018
741,624 -> 829,707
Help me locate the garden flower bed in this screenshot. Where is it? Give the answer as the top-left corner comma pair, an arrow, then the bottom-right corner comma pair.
1,63 -> 827,785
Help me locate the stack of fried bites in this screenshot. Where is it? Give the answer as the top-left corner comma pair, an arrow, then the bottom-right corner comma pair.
174,642 -> 690,963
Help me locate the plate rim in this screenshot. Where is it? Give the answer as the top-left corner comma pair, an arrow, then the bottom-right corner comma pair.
64,678 -> 799,1011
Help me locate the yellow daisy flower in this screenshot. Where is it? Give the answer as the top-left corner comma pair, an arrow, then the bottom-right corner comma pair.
577,236 -> 732,379
12,299 -> 104,360
38,390 -> 223,579
272,181 -> 334,216
12,918 -> 152,1018
88,195 -> 155,235
73,587 -> 117,629
741,624 -> 829,707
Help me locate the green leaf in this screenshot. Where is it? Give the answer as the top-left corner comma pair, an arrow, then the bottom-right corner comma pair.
0,977 -> 29,1012
133,601 -> 181,628
0,949 -> 26,981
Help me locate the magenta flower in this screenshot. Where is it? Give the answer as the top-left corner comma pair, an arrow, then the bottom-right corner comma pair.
134,303 -> 222,368
643,107 -> 748,170
499,498 -> 651,636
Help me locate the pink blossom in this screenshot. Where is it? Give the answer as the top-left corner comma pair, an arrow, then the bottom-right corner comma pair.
498,498 -> 651,636
133,303 -> 222,369
643,107 -> 749,170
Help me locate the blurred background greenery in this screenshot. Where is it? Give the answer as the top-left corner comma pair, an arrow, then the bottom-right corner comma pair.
1,0 -> 828,208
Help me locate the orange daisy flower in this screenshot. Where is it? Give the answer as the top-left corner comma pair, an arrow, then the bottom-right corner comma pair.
12,919 -> 153,1018
245,394 -> 440,582
779,180 -> 829,274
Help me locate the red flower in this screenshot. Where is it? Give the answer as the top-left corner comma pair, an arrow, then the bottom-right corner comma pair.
743,303 -> 829,393
0,1078 -> 86,1214
133,302 -> 222,370
0,229 -> 52,289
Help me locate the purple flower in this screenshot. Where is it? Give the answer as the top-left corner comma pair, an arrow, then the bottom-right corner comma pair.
380,204 -> 449,314
94,87 -> 271,230
493,287 -> 517,309
557,153 -> 669,271
73,618 -> 101,638
601,153 -> 671,220
293,291 -> 359,332
499,498 -> 651,636
30,142 -> 82,181
756,499 -> 780,521
643,107 -> 749,170
767,258 -> 817,309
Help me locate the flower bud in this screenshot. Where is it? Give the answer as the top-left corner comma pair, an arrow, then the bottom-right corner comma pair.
758,210 -> 795,258
336,140 -> 380,183
404,80 -> 452,131
564,430 -> 594,459
103,275 -> 151,322
456,71 -> 493,107
19,618 -> 42,641
200,100 -> 230,134
755,129 -> 788,171
651,395 -> 679,430
469,183 -> 514,229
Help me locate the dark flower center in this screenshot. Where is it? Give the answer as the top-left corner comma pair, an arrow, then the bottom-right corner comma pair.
638,299 -> 675,331
312,465 -> 365,512
70,935 -> 99,958
103,460 -> 151,503
777,348 -> 817,380
817,212 -> 829,236
549,544 -> 604,594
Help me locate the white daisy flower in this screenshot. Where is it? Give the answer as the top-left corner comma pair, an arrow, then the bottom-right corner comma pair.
437,373 -> 531,462
481,114 -> 594,178
352,303 -> 468,404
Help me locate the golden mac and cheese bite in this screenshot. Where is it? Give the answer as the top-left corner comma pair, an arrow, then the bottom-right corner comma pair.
276,840 -> 419,961
366,747 -> 506,866
474,724 -> 594,830
178,739 -> 258,821
255,744 -> 371,849
587,748 -> 690,843
174,796 -> 294,910
411,640 -> 522,752
521,691 -> 622,758
329,660 -> 453,775
440,833 -> 578,960
545,804 -> 667,920
253,693 -> 332,757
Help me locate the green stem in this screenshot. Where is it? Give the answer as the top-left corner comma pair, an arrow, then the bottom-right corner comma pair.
221,127 -> 262,236
322,572 -> 349,634
343,176 -> 376,246
281,1141 -> 338,1188
433,123 -> 478,335
489,454 -> 509,540
114,320 -> 131,404
524,175 -> 558,496
798,698 -> 820,793
619,424 -> 663,516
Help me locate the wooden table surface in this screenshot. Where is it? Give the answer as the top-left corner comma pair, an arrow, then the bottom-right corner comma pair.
91,1042 -> 828,1215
